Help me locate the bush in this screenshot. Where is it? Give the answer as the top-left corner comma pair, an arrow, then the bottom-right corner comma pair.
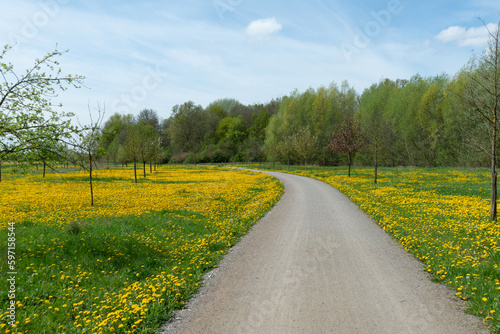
170,151 -> 190,163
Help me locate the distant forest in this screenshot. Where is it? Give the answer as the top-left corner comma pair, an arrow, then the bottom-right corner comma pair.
98,67 -> 495,168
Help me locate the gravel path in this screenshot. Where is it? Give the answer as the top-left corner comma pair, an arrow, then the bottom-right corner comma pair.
160,170 -> 488,334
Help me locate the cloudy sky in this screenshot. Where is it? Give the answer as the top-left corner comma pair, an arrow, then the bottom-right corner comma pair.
2,0 -> 500,123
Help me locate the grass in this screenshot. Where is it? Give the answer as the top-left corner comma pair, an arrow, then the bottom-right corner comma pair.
0,165 -> 283,333
237,162 -> 500,333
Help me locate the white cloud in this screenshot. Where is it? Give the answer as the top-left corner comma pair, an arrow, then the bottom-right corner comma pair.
245,17 -> 282,40
435,23 -> 497,47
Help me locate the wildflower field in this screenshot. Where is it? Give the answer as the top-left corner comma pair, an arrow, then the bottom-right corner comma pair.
249,163 -> 499,332
0,165 -> 283,333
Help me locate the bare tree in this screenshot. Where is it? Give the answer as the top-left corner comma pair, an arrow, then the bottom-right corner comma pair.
61,103 -> 105,206
460,20 -> 500,220
123,123 -> 141,183
74,104 -> 105,206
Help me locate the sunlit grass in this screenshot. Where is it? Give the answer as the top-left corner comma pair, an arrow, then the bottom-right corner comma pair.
0,165 -> 283,333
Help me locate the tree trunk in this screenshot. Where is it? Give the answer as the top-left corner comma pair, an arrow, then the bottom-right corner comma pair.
287,156 -> 290,171
0,161 -> 2,182
305,159 -> 307,171
89,152 -> 94,207
143,161 -> 146,178
348,155 -> 352,177
150,162 -> 152,173
134,161 -> 138,183
491,122 -> 497,221
374,147 -> 378,184
491,170 -> 497,221
323,151 -> 326,172
43,161 -> 46,178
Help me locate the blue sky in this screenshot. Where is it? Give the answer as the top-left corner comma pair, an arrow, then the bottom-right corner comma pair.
2,0 -> 500,124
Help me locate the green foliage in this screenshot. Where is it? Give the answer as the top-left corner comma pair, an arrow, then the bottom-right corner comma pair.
248,109 -> 270,141
168,101 -> 206,154
226,116 -> 247,144
137,108 -> 160,131
122,122 -> 161,181
0,44 -> 84,164
207,98 -> 240,114
292,126 -> 317,169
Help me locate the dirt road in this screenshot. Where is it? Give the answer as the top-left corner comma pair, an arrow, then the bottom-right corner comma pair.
160,171 -> 488,334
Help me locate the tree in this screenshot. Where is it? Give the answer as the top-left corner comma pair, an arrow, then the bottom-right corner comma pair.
386,74 -> 430,166
264,113 -> 284,169
80,107 -> 104,207
0,45 -> 84,172
292,126 -> 317,171
312,86 -> 334,169
248,109 -> 270,142
329,114 -> 365,177
417,80 -> 446,166
443,72 -> 486,166
207,98 -> 240,114
137,108 -> 160,131
168,101 -> 206,156
226,116 -> 247,145
99,113 -> 134,166
278,136 -> 295,171
26,133 -> 64,177
66,104 -> 105,206
358,79 -> 396,183
136,123 -> 161,177
204,103 -> 227,146
123,123 -> 142,183
459,20 -> 500,221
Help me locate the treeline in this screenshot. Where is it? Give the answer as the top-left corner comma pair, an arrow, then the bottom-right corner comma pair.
97,71 -> 491,169
356,73 -> 489,167
6,72 -> 495,172
265,72 -> 491,168
98,98 -> 281,166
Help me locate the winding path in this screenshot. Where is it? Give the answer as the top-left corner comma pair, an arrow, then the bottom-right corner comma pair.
160,170 -> 488,334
